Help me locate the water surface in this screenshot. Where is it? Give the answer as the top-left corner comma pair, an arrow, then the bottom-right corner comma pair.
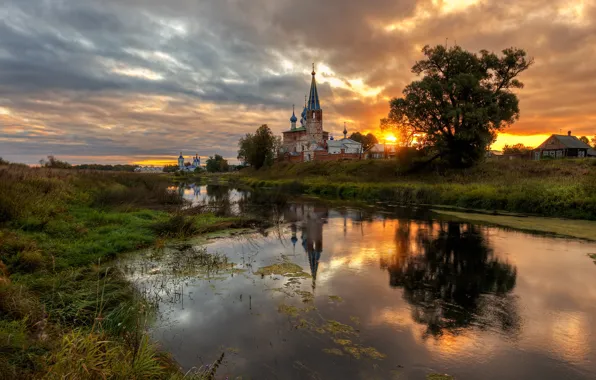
124,185 -> 596,380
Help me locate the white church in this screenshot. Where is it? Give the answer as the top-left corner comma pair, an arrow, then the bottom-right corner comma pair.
178,153 -> 202,172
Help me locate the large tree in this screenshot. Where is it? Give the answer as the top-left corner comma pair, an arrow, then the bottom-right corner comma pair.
237,124 -> 280,169
349,132 -> 379,152
383,45 -> 533,167
579,136 -> 590,145
205,155 -> 229,173
591,135 -> 596,149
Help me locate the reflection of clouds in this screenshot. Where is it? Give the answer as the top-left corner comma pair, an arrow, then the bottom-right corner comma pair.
488,230 -> 596,366
550,312 -> 591,365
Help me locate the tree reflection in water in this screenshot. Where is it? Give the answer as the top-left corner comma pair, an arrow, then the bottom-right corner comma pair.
381,221 -> 520,339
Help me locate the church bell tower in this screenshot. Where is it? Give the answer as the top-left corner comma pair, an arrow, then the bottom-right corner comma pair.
306,63 -> 323,145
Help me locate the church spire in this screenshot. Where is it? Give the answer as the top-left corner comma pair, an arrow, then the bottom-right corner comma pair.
307,63 -> 321,111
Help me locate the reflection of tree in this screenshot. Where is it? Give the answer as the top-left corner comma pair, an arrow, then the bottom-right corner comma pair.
206,185 -> 232,216
237,189 -> 288,221
382,221 -> 519,338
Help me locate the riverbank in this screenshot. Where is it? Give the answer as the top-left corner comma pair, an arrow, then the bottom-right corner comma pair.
237,159 -> 596,220
0,165 -> 263,379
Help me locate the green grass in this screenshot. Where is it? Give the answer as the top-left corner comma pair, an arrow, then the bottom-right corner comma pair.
433,210 -> 596,241
0,165 -> 252,379
238,159 -> 596,220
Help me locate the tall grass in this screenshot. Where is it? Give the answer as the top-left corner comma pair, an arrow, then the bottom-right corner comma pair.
0,166 -> 235,379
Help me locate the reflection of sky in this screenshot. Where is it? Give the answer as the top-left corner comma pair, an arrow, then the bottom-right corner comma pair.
177,185 -> 245,214
126,204 -> 596,380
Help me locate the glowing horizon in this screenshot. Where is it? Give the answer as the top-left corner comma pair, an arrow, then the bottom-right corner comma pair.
1,0 -> 595,165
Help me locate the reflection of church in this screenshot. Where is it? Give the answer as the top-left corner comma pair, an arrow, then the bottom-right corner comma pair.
284,203 -> 328,290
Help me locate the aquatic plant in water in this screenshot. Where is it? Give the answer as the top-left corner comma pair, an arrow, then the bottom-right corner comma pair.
427,374 -> 455,380
254,262 -> 311,278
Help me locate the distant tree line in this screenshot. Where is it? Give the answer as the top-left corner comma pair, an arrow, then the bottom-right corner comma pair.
37,156 -> 139,171
502,144 -> 533,155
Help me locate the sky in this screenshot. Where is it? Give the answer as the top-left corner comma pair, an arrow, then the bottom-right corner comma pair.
0,0 -> 595,165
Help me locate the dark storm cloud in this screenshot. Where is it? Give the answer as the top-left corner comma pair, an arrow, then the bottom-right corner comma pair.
0,0 -> 595,164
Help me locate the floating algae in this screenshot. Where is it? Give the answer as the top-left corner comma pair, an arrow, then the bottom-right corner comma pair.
296,290 -> 314,303
324,320 -> 357,335
328,295 -> 344,303
349,316 -> 361,325
589,253 -> 596,265
255,262 -> 311,278
332,339 -> 385,360
333,338 -> 353,346
322,348 -> 344,356
427,374 -> 454,380
278,304 -> 301,317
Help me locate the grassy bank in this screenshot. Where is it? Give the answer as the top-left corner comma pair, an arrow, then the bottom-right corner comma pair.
238,159 -> 596,220
0,165 -> 259,379
434,210 -> 596,241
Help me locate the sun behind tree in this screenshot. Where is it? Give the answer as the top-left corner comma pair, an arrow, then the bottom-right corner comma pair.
383,44 -> 533,167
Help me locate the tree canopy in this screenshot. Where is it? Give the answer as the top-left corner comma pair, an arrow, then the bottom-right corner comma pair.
237,124 -> 280,169
205,155 -> 229,173
383,44 -> 533,167
349,132 -> 379,152
591,135 -> 596,149
502,143 -> 533,155
579,136 -> 590,145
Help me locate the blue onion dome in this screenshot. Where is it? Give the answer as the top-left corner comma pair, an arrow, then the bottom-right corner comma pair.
290,112 -> 298,123
301,107 -> 307,118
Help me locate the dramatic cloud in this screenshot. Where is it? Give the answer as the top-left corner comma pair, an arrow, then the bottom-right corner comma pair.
0,0 -> 595,164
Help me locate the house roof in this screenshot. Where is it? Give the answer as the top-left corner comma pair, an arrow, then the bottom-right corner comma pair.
328,138 -> 362,148
537,134 -> 593,150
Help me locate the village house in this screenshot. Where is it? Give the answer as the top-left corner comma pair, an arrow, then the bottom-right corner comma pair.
365,143 -> 398,159
532,131 -> 596,160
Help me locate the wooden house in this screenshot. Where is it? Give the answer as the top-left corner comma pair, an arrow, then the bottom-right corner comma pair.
532,132 -> 596,160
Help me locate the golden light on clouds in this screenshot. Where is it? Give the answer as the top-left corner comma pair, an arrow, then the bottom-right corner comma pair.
492,133 -> 552,150
434,0 -> 482,14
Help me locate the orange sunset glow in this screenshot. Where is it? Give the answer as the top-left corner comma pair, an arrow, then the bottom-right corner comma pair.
0,0 -> 594,164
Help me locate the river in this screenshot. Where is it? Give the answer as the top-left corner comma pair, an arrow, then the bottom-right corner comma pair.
122,184 -> 596,380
